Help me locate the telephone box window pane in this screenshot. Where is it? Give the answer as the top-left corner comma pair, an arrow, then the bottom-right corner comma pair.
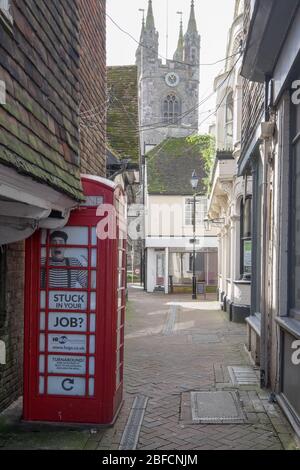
40,291 -> 46,309
118,271 -> 123,288
89,357 -> 95,375
91,228 -> 97,246
91,249 -> 97,267
48,355 -> 86,375
89,335 -> 96,354
42,228 -> 89,246
39,334 -> 45,352
118,292 -> 123,308
91,271 -> 97,289
48,334 -> 87,354
117,330 -> 121,350
117,308 -> 122,329
47,376 -> 86,396
90,314 -> 96,332
48,292 -> 88,311
39,376 -> 45,395
41,249 -> 88,288
39,355 -> 45,373
45,269 -> 88,289
116,368 -> 122,387
89,378 -> 95,397
48,313 -> 88,332
40,312 -> 46,331
90,293 -> 96,311
119,250 -> 123,268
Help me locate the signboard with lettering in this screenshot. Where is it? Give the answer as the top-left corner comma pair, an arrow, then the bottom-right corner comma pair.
48,334 -> 87,353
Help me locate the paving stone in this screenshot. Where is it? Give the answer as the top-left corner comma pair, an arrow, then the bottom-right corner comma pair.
1,289 -> 297,450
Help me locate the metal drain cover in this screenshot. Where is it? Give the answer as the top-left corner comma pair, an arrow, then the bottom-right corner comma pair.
191,391 -> 246,424
228,366 -> 259,386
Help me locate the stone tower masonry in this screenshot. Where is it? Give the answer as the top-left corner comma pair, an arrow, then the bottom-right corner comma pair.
136,0 -> 201,153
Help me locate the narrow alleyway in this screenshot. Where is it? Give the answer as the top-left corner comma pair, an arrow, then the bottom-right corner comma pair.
0,287 -> 298,451
99,287 -> 298,451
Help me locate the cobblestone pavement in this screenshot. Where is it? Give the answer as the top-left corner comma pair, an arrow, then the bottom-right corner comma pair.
100,287 -> 299,451
0,287 -> 299,450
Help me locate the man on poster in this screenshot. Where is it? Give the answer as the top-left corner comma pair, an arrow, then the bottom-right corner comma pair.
41,231 -> 88,289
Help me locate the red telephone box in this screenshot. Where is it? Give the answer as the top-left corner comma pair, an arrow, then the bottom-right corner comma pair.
23,176 -> 127,424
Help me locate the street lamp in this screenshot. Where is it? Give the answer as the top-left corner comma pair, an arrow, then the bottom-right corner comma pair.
191,171 -> 199,300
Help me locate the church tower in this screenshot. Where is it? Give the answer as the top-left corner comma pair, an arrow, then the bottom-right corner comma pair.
136,1 -> 201,153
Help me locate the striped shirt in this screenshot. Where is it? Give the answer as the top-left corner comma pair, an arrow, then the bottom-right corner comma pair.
41,258 -> 88,288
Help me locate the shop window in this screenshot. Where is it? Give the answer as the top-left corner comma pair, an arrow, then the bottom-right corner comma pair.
290,102 -> 300,314
240,197 -> 252,280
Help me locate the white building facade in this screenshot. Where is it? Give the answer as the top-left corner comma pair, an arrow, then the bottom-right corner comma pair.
208,0 -> 252,322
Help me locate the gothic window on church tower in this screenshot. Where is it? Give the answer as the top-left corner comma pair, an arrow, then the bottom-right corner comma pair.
225,91 -> 234,149
163,95 -> 181,125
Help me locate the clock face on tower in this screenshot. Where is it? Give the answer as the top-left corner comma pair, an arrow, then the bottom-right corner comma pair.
165,72 -> 180,87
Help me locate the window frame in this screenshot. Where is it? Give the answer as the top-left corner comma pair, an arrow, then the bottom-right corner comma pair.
162,94 -> 181,125
225,91 -> 234,148
184,197 -> 207,227
289,100 -> 300,318
240,196 -> 252,281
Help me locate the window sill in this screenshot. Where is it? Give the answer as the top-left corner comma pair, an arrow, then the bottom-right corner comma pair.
246,314 -> 261,337
275,317 -> 300,340
233,280 -> 251,285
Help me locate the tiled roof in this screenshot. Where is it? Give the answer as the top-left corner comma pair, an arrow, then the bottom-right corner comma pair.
107,66 -> 140,162
147,136 -> 214,195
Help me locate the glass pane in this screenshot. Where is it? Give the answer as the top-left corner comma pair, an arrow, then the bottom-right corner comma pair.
40,312 -> 46,331
48,355 -> 86,375
40,291 -> 46,309
89,357 -> 95,375
90,314 -> 96,332
39,334 -> 45,352
91,227 -> 97,246
45,268 -> 88,289
293,142 -> 300,309
41,248 -> 88,271
90,292 -> 96,311
39,376 -> 45,395
89,335 -> 96,354
91,249 -> 97,267
243,198 -> 252,238
48,334 -> 87,354
47,376 -> 86,396
89,378 -> 95,397
91,271 -> 97,289
48,292 -> 88,311
39,355 -> 45,373
48,312 -> 88,332
45,227 -> 89,246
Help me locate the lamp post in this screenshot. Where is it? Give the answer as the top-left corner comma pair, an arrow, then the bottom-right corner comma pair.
190,171 -> 199,300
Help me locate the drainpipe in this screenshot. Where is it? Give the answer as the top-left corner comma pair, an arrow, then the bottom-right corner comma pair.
260,77 -> 274,389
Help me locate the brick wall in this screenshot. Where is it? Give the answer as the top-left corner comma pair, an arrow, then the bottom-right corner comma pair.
0,243 -> 24,413
78,0 -> 106,177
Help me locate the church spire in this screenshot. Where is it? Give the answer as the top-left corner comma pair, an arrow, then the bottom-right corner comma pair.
187,0 -> 198,34
173,17 -> 184,62
146,0 -> 155,30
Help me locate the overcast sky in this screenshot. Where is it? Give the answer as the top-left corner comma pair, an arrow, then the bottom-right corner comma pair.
107,0 -> 236,132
